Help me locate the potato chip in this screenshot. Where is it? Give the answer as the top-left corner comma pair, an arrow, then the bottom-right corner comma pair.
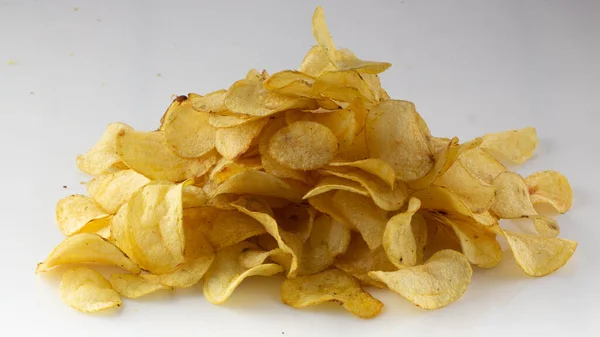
215,119 -> 268,160
163,97 -> 217,158
458,147 -> 507,184
36,233 -> 140,274
490,172 -> 536,218
525,170 -> 572,214
263,70 -> 317,98
203,241 -> 283,304
281,268 -> 383,319
307,191 -> 350,226
208,157 -> 261,185
61,267 -> 121,312
207,210 -> 266,250
480,127 -> 538,164
208,111 -> 262,128
328,158 -> 395,188
308,109 -> 359,153
189,90 -> 228,113
383,198 -> 427,268
303,175 -> 369,199
314,70 -> 378,104
115,129 -> 217,182
334,129 -> 369,162
268,121 -> 338,170
275,204 -> 316,243
107,202 -> 134,258
109,274 -> 171,298
333,48 -> 391,75
76,122 -> 132,175
370,249 -> 472,309
366,100 -> 434,181
335,233 -> 397,288
125,181 -> 186,274
531,215 -> 560,238
232,197 -> 303,277
56,195 -> 112,236
182,185 -> 208,208
299,215 -> 351,275
298,45 -> 336,77
311,6 -> 336,60
214,169 -> 304,203
87,170 -> 150,214
498,229 -> 577,277
408,138 -> 460,190
411,186 -> 487,226
435,161 -> 496,213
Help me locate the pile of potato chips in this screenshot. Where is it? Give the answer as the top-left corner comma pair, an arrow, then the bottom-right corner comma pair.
36,7 -> 576,318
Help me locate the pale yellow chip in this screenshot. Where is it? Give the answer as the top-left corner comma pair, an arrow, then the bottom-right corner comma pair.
490,172 -> 537,218
76,122 -> 132,175
531,215 -> 560,238
435,161 -> 496,213
307,191 -> 351,226
311,6 -> 336,61
87,170 -> 150,214
366,100 -> 434,181
298,45 -> 336,77
182,185 -> 208,208
307,109 -> 360,153
333,48 -> 391,75
334,129 -> 369,162
408,137 -> 460,191
206,210 -> 266,250
314,70 -> 378,104
299,215 -> 351,275
125,181 -> 186,274
525,170 -> 572,214
56,195 -> 112,237
115,129 -> 217,182
411,185 -> 488,227
208,111 -> 262,128
281,268 -> 383,319
203,241 -> 283,304
303,175 -> 369,199
383,198 -> 427,268
213,169 -> 305,203
208,156 -> 262,185
275,203 -> 316,243
480,127 -> 538,164
61,267 -> 122,312
499,229 -> 577,277
458,147 -> 507,184
189,90 -> 228,113
215,118 -> 268,160
36,233 -> 140,274
370,249 -> 472,309
263,70 -> 317,98
328,158 -> 395,188
163,97 -> 217,158
268,121 -> 338,170
109,274 -> 171,299
335,233 -> 397,288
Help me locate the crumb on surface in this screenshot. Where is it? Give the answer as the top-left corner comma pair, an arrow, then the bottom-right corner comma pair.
62,185 -> 67,189
156,73 -> 162,77
7,60 -> 17,65
73,7 -> 79,11
80,181 -> 87,185
69,52 -> 74,56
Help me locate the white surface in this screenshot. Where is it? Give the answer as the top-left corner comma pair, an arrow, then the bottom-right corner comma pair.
1,0 -> 599,335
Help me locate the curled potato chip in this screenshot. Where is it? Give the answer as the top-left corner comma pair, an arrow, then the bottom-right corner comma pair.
314,71 -> 377,104
480,127 -> 538,164
208,111 -> 262,128
207,210 -> 266,250
76,122 -> 132,175
303,175 -> 369,199
61,267 -> 121,312
189,90 -> 227,113
335,233 -> 397,288
329,158 -> 395,188
107,202 -> 134,258
499,229 -> 577,277
268,121 -> 338,170
411,185 -> 488,227
36,233 -> 140,274
531,215 -> 560,238
109,274 -> 171,299
299,45 -> 336,77
263,70 -> 316,98
333,48 -> 391,75
203,241 -> 283,304
232,197 -> 303,277
332,190 -> 388,250
214,170 -> 304,203
490,172 -> 537,218
116,129 -> 217,182
435,161 -> 496,213
56,195 -> 112,236
307,109 -> 359,153
366,100 -> 434,181
282,268 -> 383,319
215,119 -> 268,160
370,249 -> 472,309
87,170 -> 150,214
408,137 -> 460,190
126,182 -> 186,274
525,170 -> 572,214
311,6 -> 336,61
335,129 -> 369,162
163,97 -> 217,158
208,157 -> 261,185
275,204 -> 316,243
299,215 -> 351,275
307,191 -> 350,226
383,198 -> 427,267
458,147 -> 507,184
182,185 -> 208,208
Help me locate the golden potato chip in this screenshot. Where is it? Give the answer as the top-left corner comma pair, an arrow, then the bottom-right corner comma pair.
298,45 -> 335,77
275,204 -> 316,243
182,185 -> 208,208
231,197 -> 303,277
525,170 -> 572,214
307,191 -> 350,226
56,195 -> 112,237
303,175 -> 369,199
281,268 -> 383,319
334,129 -> 369,162
109,274 -> 171,299
207,210 -> 266,250
480,127 -> 538,164
531,215 -> 560,238
263,70 -> 316,98
215,119 -> 268,160
458,147 -> 507,184
333,48 -> 391,75
267,121 -> 338,170
335,233 -> 396,288
314,70 -> 377,104
498,229 -> 577,277
366,100 -> 434,181
370,249 -> 472,309
163,97 -> 217,158
107,202 -> 134,258
189,90 -> 228,113
408,137 -> 460,190
76,122 -> 131,175
125,181 -> 186,274
213,170 -> 304,203
299,215 -> 351,275
87,170 -> 150,214
411,186 -> 488,226
61,267 -> 121,312
332,190 -> 388,250
36,233 -> 140,274
311,6 -> 336,60
208,157 -> 261,185
328,158 -> 395,188
435,161 -> 496,213
308,109 -> 360,153
208,111 -> 262,128
383,198 -> 427,268
115,129 -> 217,182
490,172 -> 536,218
321,166 -> 407,211
203,241 -> 283,304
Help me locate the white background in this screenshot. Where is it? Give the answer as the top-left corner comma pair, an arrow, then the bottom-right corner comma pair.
1,0 -> 599,335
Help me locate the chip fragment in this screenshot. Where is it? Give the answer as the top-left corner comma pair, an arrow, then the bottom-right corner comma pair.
61,267 -> 122,312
